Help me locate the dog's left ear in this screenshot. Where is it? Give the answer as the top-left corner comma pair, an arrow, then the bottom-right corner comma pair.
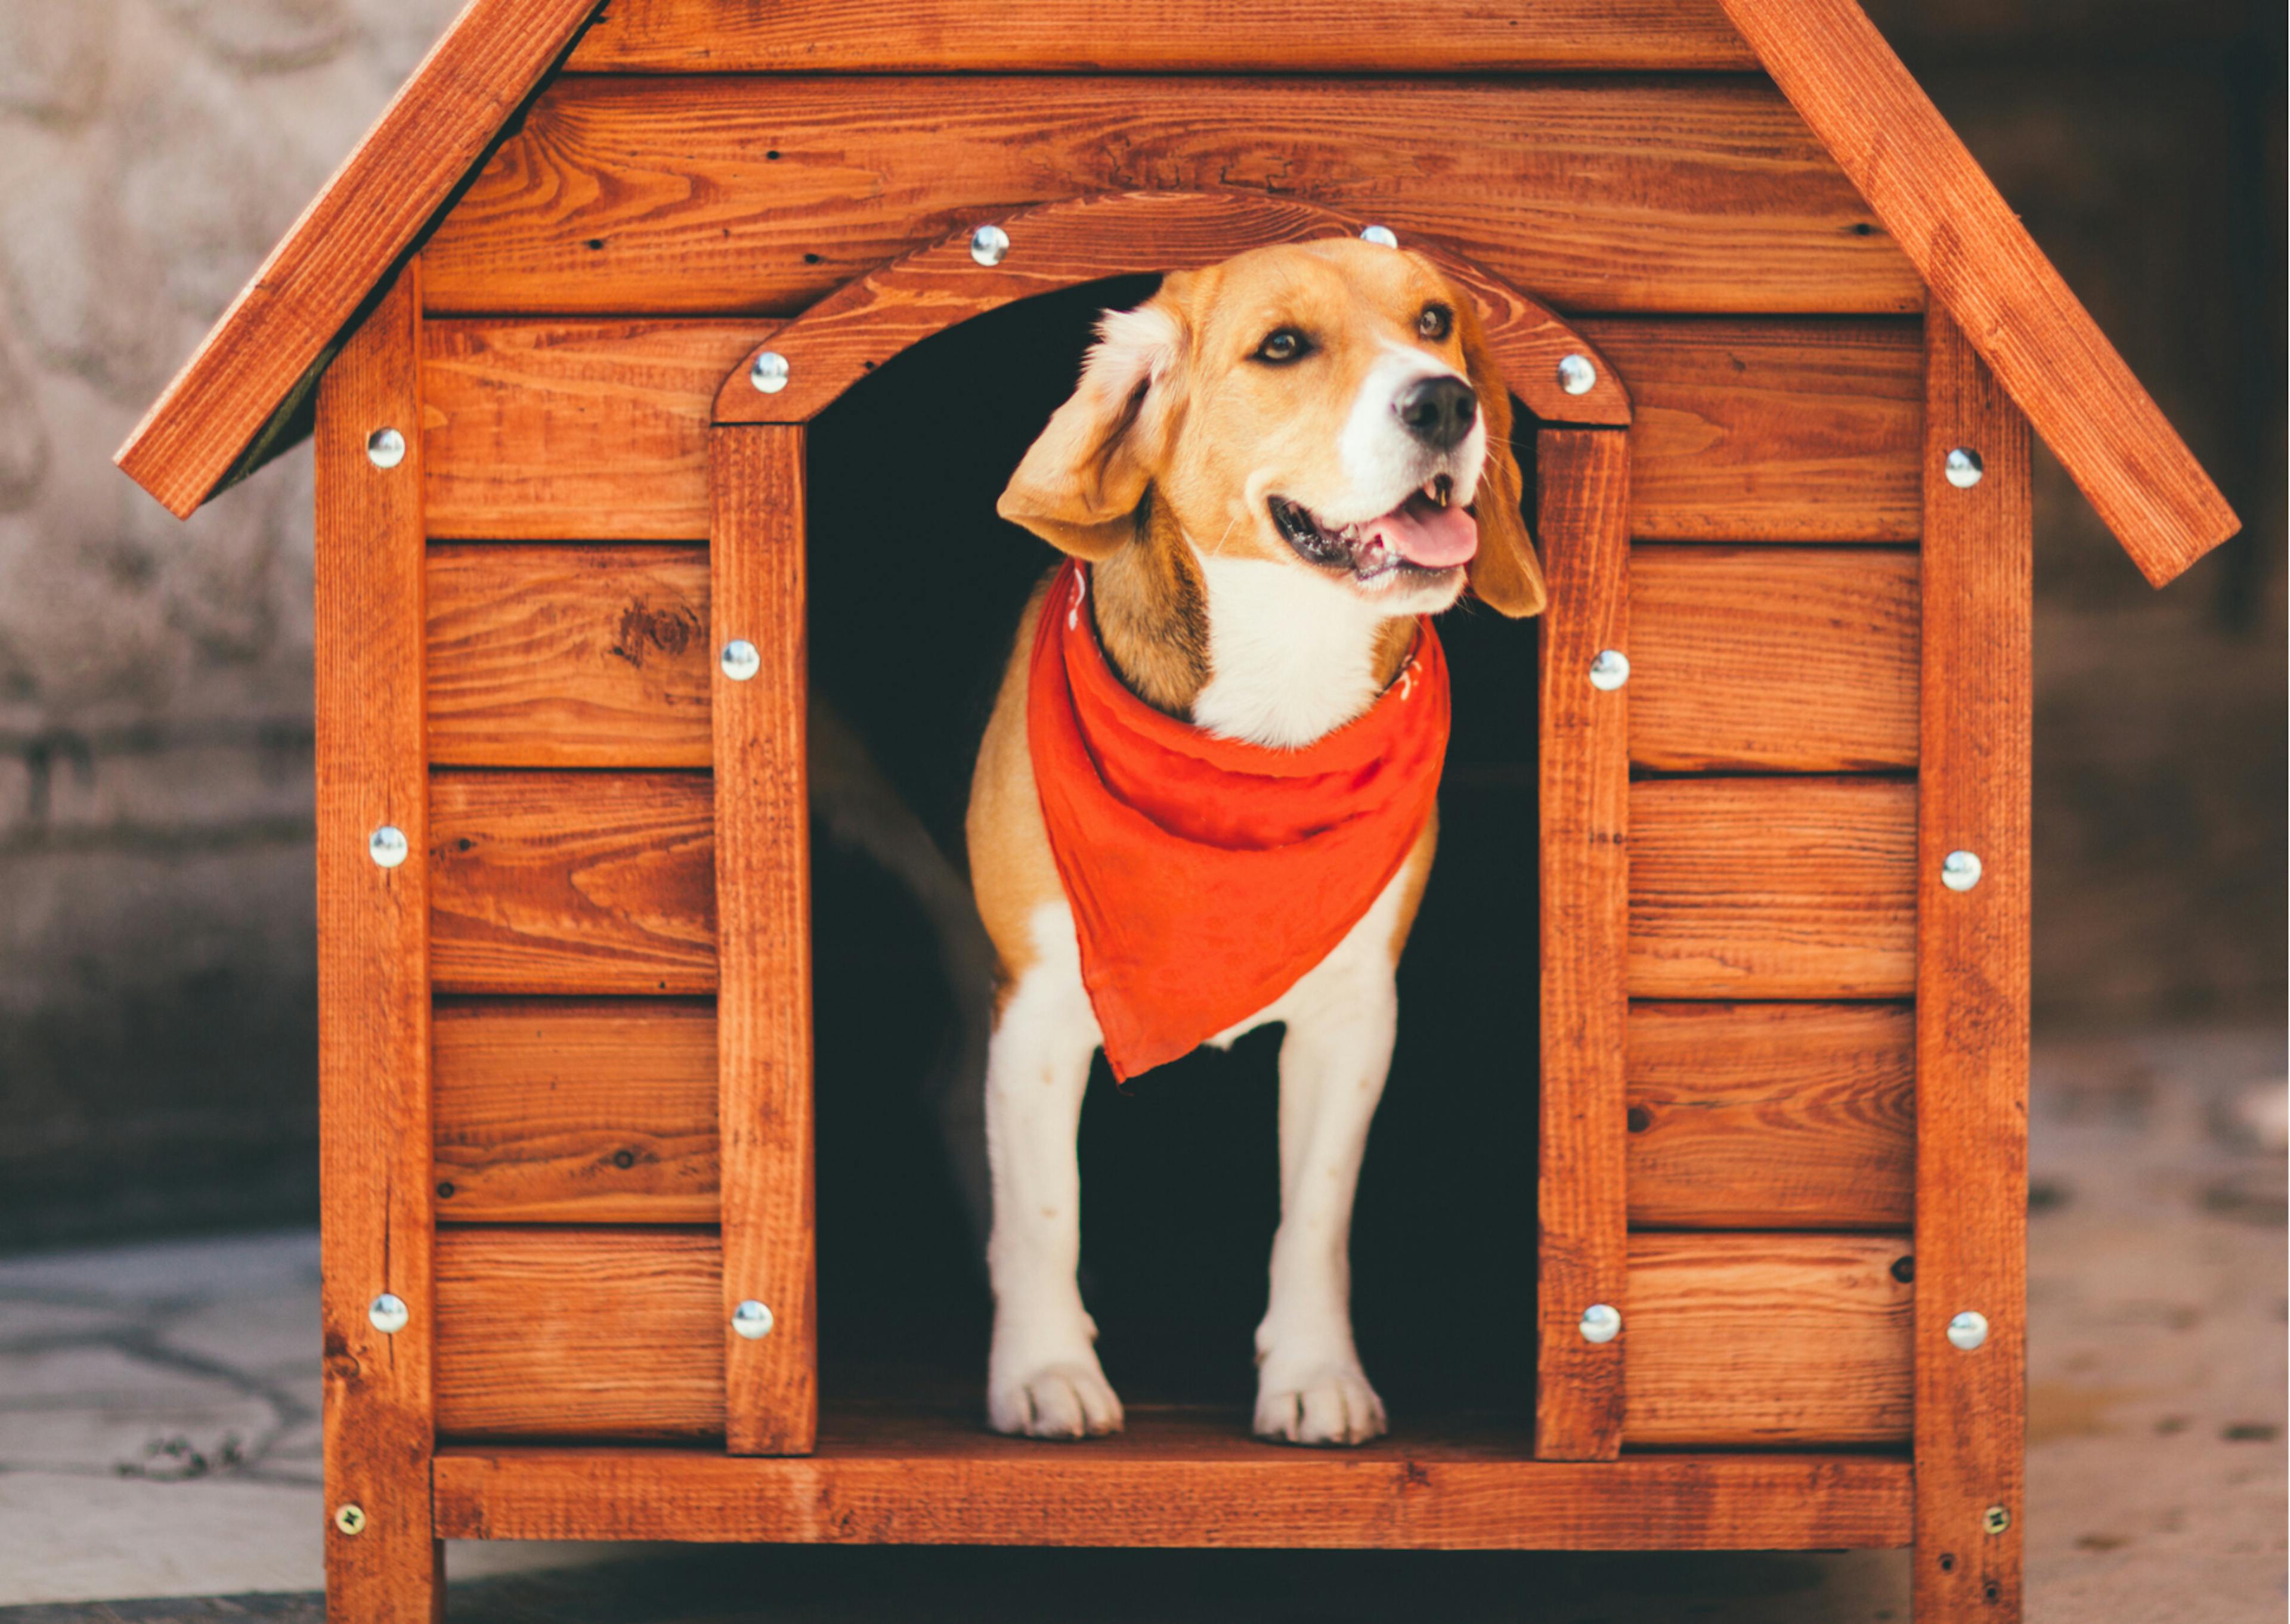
1455,295 -> 1548,619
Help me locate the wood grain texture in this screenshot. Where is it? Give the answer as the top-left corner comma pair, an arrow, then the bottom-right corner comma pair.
312,264 -> 440,1618
710,426 -> 818,1455
432,999 -> 718,1223
1534,429 -> 1630,1462
423,77 -> 1916,318
1719,0 -> 2236,583
567,0 -> 1760,72
1629,546 -> 1918,773
1577,318 -> 1923,541
434,1227 -> 725,1439
713,192 -> 1629,429
1914,311 -> 2031,1621
428,770 -> 716,994
434,1437 -> 1911,1550
1625,1233 -> 1913,1445
427,544 -> 711,768
1627,1002 -> 1914,1229
1628,776 -> 1917,999
116,0 -> 601,517
423,319 -> 775,540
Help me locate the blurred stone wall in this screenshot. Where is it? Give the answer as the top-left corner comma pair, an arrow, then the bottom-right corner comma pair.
0,0 -> 2279,1244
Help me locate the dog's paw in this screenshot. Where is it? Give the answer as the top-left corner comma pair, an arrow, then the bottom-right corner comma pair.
988,1358 -> 1125,1440
1253,1360 -> 1388,1447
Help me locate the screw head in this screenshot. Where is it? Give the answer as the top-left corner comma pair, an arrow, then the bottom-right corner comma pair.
1579,1303 -> 1621,1344
720,639 -> 762,682
368,826 -> 408,869
1945,447 -> 1985,489
333,1503 -> 367,1536
1947,1310 -> 1990,1351
365,428 -> 406,470
1588,649 -> 1630,691
732,1299 -> 776,1340
969,223 -> 1010,266
749,351 -> 790,394
1941,850 -> 1983,892
1983,1505 -> 2012,1535
1556,354 -> 1598,396
367,1293 -> 409,1335
1358,224 -> 1399,247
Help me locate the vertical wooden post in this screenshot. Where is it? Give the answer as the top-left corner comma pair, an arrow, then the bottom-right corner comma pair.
315,261 -> 441,1619
710,423 -> 819,1455
1535,427 -> 1632,1462
1915,311 -> 2031,1620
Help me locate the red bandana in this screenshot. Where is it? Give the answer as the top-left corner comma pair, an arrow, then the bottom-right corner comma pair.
1027,560 -> 1451,1080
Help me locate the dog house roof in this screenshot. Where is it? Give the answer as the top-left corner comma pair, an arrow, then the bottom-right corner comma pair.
114,0 -> 2239,585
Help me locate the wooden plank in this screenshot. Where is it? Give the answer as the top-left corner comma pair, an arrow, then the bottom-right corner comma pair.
1914,311 -> 2031,1620
1628,776 -> 1916,999
1626,1233 -> 1913,1445
115,0 -> 601,517
434,1436 -> 1914,1551
1577,318 -> 1923,542
427,544 -> 712,768
312,264 -> 439,1617
432,999 -> 718,1224
423,319 -> 775,540
568,0 -> 1761,72
423,77 -> 1917,318
1720,0 -> 2238,584
428,770 -> 717,995
1629,546 -> 1918,772
434,1228 -> 725,1440
1534,429 -> 1630,1462
1626,1002 -> 1915,1229
710,426 -> 818,1456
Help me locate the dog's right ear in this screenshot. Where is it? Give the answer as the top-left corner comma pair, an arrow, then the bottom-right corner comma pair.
998,286 -> 1190,560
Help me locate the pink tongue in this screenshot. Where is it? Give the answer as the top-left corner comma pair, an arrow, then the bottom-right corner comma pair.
1363,492 -> 1478,568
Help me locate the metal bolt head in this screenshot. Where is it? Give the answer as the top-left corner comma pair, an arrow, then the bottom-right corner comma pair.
1358,224 -> 1400,248
367,1293 -> 409,1335
1556,354 -> 1598,396
368,826 -> 409,869
1941,850 -> 1983,892
365,427 -> 406,470
1945,447 -> 1985,489
748,351 -> 790,394
969,224 -> 1010,266
720,639 -> 761,682
1579,1303 -> 1621,1344
1982,1505 -> 2012,1535
1588,649 -> 1630,691
1947,1310 -> 1990,1351
333,1504 -> 367,1536
732,1299 -> 776,1340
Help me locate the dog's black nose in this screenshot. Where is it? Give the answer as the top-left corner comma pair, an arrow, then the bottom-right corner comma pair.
1395,375 -> 1477,449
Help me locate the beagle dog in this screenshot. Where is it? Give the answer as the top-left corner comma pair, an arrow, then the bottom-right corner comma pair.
968,238 -> 1546,1445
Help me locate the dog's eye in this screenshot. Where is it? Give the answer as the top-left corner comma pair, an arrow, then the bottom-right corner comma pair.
1418,303 -> 1455,342
1254,328 -> 1310,364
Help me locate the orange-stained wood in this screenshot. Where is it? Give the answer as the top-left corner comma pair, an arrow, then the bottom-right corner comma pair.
312,263 -> 440,1619
710,426 -> 819,1455
432,998 -> 719,1224
115,0 -> 601,517
428,770 -> 716,995
1914,311 -> 2031,1621
1534,429 -> 1630,1462
1629,546 -> 1918,772
1719,0 -> 2236,583
1627,1002 -> 1915,1229
713,193 -> 1627,429
427,544 -> 712,768
434,1227 -> 726,1440
424,77 -> 1914,319
1629,776 -> 1917,999
1625,1233 -> 1913,1445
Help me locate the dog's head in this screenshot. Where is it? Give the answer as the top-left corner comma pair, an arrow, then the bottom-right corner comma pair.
998,238 -> 1545,619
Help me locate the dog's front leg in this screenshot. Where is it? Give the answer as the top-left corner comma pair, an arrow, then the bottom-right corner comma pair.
983,909 -> 1124,1439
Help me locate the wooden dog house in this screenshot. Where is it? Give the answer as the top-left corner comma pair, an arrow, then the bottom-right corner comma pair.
116,0 -> 2239,1617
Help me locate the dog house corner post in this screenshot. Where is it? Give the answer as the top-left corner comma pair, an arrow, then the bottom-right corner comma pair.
709,422 -> 819,1455
1914,312 -> 2031,1620
1534,426 -> 1632,1462
313,257 -> 443,1619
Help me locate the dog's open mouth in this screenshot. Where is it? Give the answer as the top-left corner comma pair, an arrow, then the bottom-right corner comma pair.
1269,476 -> 1479,584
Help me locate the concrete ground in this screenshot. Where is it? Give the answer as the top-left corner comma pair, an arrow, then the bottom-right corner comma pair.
1,1028 -> 2280,1622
